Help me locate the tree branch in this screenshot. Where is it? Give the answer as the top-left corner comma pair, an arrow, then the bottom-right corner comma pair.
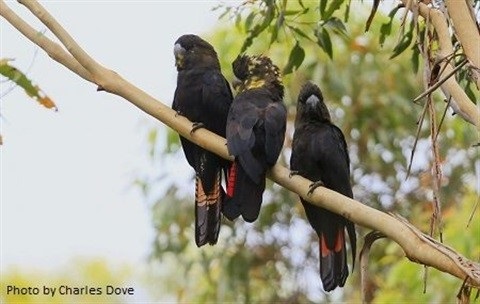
0,0 -> 92,82
402,1 -> 480,128
2,0 -> 479,288
445,0 -> 480,89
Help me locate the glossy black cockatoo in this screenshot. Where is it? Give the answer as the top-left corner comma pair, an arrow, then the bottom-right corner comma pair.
290,82 -> 356,291
223,55 -> 287,222
172,34 -> 233,247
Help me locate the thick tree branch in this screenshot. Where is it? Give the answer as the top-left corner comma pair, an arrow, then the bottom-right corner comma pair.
0,0 -> 92,82
2,0 -> 479,288
445,0 -> 480,89
402,1 -> 480,128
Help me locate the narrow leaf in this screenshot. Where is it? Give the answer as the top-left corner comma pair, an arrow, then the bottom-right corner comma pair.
38,96 -> 56,110
0,59 -> 57,110
316,28 -> 333,59
270,12 -> 284,45
325,17 -> 348,38
379,22 -> 393,46
244,12 -> 256,30
379,5 -> 403,46
390,30 -> 413,59
289,26 -> 314,42
283,42 -> 305,75
240,7 -> 274,53
284,9 -> 303,16
319,0 -> 327,17
365,0 -> 380,32
344,0 -> 351,22
323,0 -> 343,20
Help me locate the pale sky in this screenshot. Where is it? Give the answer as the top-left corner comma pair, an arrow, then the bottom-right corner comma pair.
1,1 -> 229,272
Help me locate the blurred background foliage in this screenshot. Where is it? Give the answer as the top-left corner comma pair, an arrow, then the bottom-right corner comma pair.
137,1 -> 479,303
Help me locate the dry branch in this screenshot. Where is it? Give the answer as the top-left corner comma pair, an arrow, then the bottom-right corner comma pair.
1,0 -> 479,288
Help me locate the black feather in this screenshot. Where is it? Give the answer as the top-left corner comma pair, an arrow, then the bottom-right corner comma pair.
172,34 -> 233,246
224,55 -> 286,222
291,82 -> 356,291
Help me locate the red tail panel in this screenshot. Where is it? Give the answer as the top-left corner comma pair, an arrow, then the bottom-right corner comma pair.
226,162 -> 237,198
320,235 -> 331,258
320,229 -> 345,257
334,229 -> 345,252
195,172 -> 222,247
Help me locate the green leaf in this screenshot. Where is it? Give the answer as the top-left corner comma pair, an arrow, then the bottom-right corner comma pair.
241,36 -> 254,53
244,12 -> 256,30
240,6 -> 274,53
390,30 -> 413,59
325,17 -> 348,38
270,12 -> 284,45
344,0 -> 352,22
319,0 -> 327,17
464,81 -> 477,103
284,9 -> 303,16
289,26 -> 314,42
379,5 -> 403,46
322,0 -> 343,20
365,0 -> 380,32
0,59 -> 57,110
235,13 -> 242,30
0,59 -> 37,97
379,22 -> 392,46
283,42 -> 305,75
316,28 -> 333,59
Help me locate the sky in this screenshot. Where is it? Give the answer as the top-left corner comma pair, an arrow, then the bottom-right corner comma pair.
1,1 -> 230,273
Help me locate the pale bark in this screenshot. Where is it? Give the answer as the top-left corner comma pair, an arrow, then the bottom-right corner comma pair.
1,0 -> 479,288
445,0 -> 480,88
404,1 -> 480,128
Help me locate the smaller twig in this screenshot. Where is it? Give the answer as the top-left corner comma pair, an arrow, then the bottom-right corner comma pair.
433,96 -> 452,144
435,52 -> 465,83
466,195 -> 479,228
396,0 -> 412,44
423,264 -> 428,294
360,231 -> 386,304
413,59 -> 468,103
406,100 -> 429,179
400,0 -> 412,27
428,94 -> 444,242
456,276 -> 472,304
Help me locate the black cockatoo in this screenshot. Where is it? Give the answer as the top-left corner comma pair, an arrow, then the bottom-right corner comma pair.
172,34 -> 233,247
290,82 -> 356,291
223,55 -> 287,222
